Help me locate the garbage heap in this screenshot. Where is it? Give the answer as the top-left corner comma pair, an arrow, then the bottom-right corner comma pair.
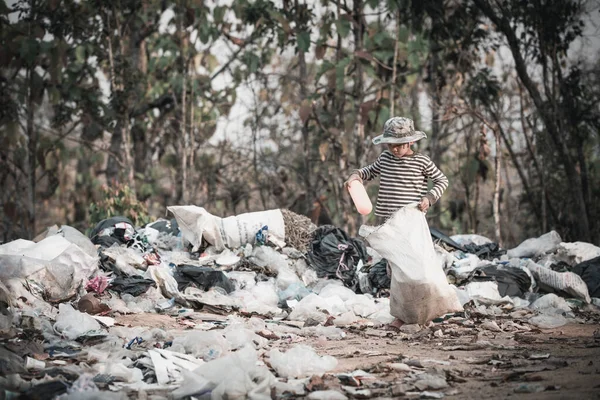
0,205 -> 599,399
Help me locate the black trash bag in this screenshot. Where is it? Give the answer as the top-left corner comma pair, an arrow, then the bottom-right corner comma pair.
572,256 -> 600,298
109,276 -> 157,297
430,227 -> 465,251
368,259 -> 391,290
173,265 -> 234,293
306,225 -> 368,289
463,243 -> 506,261
89,216 -> 135,247
468,265 -> 531,298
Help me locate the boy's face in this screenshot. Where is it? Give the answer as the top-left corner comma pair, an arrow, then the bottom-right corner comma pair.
387,142 -> 414,158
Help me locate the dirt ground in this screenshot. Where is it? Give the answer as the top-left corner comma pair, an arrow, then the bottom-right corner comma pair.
115,311 -> 600,399
298,323 -> 600,399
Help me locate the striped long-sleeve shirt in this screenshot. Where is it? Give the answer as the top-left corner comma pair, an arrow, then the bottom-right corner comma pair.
355,151 -> 448,218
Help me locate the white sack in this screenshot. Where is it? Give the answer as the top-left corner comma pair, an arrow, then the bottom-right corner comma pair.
525,260 -> 591,303
362,204 -> 463,324
168,206 -> 285,251
506,231 -> 562,258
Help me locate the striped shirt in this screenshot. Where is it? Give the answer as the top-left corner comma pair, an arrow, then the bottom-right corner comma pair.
355,151 -> 448,218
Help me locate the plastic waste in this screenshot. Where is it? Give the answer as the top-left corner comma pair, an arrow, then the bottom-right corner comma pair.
506,231 -> 562,258
53,304 -> 103,340
278,282 -> 312,304
556,242 -> 600,266
0,235 -> 99,302
171,330 -> 229,360
268,345 -> 337,378
464,281 -> 511,305
226,271 -> 257,291
348,180 -> 372,215
450,234 -> 493,246
172,345 -> 276,400
528,314 -> 568,329
307,391 -> 348,400
41,224 -> 99,258
307,225 -> 368,289
530,293 -> 572,313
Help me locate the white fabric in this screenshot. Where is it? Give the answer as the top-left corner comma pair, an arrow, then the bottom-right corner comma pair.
168,206 -> 285,251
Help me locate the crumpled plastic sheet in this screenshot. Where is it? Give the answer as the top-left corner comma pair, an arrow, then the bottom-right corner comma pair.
0,235 -> 99,303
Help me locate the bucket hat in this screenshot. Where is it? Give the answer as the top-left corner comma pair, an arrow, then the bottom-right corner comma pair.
372,117 -> 427,145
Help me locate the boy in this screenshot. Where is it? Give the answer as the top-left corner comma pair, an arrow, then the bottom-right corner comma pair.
345,117 -> 448,221
346,117 -> 449,330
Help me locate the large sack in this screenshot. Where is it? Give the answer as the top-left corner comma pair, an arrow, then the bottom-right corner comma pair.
572,256 -> 600,298
362,204 -> 463,324
525,260 -> 591,303
168,206 -> 285,251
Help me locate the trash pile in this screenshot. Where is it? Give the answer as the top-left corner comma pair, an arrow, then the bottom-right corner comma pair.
0,205 -> 599,399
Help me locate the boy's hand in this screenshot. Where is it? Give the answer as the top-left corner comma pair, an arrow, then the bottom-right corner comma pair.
418,197 -> 430,213
344,173 -> 362,189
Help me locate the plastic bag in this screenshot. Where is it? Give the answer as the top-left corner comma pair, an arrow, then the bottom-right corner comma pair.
53,304 -> 102,340
171,331 -> 229,360
556,242 -> 600,266
506,231 -> 562,258
450,234 -> 493,246
307,226 -> 368,288
268,345 -> 337,378
172,345 -> 275,400
362,204 -> 463,324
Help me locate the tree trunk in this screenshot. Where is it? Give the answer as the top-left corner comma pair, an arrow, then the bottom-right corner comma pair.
26,66 -> 36,238
493,127 -> 502,246
472,0 -> 591,241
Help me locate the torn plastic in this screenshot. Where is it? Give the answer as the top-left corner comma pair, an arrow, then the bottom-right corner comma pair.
0,235 -> 99,302
173,265 -> 234,293
555,242 -> 600,266
40,224 -> 99,258
450,234 -> 493,246
172,345 -> 275,400
53,304 -> 103,340
268,344 -> 337,378
506,231 -> 562,259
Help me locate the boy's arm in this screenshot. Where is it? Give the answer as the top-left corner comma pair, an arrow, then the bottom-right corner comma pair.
423,159 -> 448,206
353,155 -> 382,182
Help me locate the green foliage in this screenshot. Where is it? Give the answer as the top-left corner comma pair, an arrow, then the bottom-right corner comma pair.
89,182 -> 150,228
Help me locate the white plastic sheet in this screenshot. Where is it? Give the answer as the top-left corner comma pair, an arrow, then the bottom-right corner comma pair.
0,236 -> 99,302
362,204 -> 463,324
168,206 -> 285,251
555,242 -> 600,266
506,231 -> 562,258
268,345 -> 337,378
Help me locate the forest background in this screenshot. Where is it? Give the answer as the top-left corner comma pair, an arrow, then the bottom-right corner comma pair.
1,0 -> 599,247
